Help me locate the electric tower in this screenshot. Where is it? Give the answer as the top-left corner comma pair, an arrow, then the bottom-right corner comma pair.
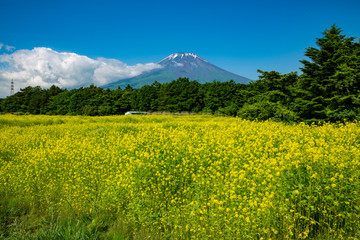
11,79 -> 14,95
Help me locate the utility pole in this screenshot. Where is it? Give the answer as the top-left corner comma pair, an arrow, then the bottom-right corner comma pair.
10,79 -> 14,95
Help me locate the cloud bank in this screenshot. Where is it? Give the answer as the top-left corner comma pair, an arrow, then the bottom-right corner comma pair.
0,47 -> 162,98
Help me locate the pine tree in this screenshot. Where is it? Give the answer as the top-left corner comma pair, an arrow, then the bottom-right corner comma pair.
297,25 -> 360,121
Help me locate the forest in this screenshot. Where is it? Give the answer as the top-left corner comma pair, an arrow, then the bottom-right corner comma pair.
1,25 -> 359,123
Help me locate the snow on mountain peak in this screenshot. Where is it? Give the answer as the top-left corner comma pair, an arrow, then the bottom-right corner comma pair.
159,52 -> 207,65
170,53 -> 198,59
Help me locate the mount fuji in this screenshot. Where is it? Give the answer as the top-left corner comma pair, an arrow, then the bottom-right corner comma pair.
103,53 -> 251,89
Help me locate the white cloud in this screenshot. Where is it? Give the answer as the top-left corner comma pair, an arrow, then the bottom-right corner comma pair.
5,45 -> 15,52
0,47 -> 162,98
0,43 -> 16,52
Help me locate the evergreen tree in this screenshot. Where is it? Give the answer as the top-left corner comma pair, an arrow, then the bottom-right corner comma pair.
297,25 -> 360,121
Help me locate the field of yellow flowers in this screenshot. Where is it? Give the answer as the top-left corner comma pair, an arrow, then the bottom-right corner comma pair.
0,114 -> 360,239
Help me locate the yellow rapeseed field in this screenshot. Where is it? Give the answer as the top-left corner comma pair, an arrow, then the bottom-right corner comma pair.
0,114 -> 359,239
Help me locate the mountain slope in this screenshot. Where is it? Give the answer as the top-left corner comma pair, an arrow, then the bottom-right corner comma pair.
103,53 -> 251,89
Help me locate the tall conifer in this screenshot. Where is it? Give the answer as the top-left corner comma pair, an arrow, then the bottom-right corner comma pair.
297,25 -> 360,121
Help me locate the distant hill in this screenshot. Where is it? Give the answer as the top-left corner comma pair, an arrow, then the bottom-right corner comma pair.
102,53 -> 251,89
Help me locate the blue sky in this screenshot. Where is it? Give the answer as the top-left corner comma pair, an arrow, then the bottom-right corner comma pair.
0,0 -> 360,97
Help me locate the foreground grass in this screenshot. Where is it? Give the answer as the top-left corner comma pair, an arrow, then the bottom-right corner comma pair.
0,114 -> 360,239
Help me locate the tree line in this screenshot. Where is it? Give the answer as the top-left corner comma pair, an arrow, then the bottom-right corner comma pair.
1,25 -> 359,123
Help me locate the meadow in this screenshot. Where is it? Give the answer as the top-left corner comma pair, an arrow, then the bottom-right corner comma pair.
0,114 -> 359,239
